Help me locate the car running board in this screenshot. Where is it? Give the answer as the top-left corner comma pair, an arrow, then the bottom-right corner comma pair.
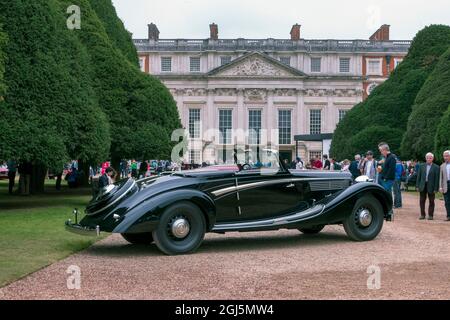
212,204 -> 325,232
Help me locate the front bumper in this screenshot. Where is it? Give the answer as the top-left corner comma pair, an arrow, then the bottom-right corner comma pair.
65,220 -> 101,237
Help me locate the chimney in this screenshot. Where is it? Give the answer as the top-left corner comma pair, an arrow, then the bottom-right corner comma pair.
370,24 -> 390,41
148,23 -> 160,41
290,24 -> 301,41
209,23 -> 218,40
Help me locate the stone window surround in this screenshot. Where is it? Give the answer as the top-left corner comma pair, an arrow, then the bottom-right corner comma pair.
366,57 -> 383,76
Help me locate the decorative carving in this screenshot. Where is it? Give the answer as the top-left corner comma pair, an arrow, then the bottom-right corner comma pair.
244,89 -> 267,102
218,56 -> 293,77
214,88 -> 236,96
274,89 -> 297,97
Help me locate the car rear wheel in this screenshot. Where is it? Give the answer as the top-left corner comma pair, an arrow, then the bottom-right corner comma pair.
152,201 -> 206,255
343,195 -> 384,241
121,232 -> 153,245
298,225 -> 325,234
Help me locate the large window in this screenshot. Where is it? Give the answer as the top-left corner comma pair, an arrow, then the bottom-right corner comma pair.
139,57 -> 145,72
309,151 -> 322,162
367,59 -> 381,75
339,58 -> 350,73
219,109 -> 233,144
248,110 -> 262,145
190,57 -> 201,72
311,57 -> 321,73
278,110 -> 292,145
280,56 -> 291,66
338,109 -> 348,123
310,109 -> 322,135
161,57 -> 172,72
189,109 -> 201,139
189,150 -> 201,164
220,56 -> 232,66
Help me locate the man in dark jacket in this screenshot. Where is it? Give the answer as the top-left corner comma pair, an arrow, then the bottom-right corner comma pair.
349,154 -> 362,179
378,143 -> 396,192
416,153 -> 440,220
98,167 -> 115,189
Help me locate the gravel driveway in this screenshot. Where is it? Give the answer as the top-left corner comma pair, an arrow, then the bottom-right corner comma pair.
1,193 -> 449,300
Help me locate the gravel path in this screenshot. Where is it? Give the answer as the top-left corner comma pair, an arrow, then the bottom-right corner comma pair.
1,193 -> 449,300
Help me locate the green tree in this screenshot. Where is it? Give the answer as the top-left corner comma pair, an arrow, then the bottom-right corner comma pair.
330,25 -> 450,160
89,0 -> 139,66
435,105 -> 450,160
0,0 -> 110,192
59,0 -> 181,169
401,46 -> 450,159
0,24 -> 6,98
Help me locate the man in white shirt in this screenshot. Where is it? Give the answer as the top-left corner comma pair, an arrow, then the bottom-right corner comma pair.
361,151 -> 377,181
439,150 -> 450,221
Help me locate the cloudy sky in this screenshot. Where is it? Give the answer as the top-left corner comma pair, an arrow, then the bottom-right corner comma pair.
112,0 -> 450,40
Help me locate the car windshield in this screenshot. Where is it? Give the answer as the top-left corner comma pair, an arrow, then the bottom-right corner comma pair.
237,149 -> 282,173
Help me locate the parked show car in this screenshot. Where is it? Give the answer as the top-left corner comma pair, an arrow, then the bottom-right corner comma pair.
66,150 -> 393,255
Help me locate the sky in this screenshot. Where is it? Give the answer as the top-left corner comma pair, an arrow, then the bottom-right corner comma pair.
112,0 -> 450,40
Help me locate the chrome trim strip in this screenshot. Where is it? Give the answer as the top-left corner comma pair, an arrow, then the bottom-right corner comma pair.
86,180 -> 137,216
212,204 -> 325,231
211,177 -> 347,197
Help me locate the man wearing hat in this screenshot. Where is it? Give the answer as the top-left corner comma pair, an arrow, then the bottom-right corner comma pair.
360,151 -> 378,181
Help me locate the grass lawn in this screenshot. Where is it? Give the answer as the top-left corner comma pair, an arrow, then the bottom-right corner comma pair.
0,179 -> 105,288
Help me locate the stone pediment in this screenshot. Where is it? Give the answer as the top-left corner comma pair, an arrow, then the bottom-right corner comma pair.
209,52 -> 306,78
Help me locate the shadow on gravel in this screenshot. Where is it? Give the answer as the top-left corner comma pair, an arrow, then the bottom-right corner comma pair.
84,231 -> 351,257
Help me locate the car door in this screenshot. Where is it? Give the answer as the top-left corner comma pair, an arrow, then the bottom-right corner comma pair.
234,170 -> 309,221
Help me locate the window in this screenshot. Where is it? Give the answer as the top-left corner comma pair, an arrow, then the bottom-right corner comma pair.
338,109 -> 348,122
248,110 -> 262,145
310,109 -> 322,135
189,150 -> 201,164
280,56 -> 291,66
189,109 -> 201,139
139,57 -> 145,72
339,58 -> 350,73
278,110 -> 292,145
309,151 -> 322,161
219,109 -> 232,144
311,57 -> 321,72
367,59 -> 381,75
161,57 -> 172,72
220,56 -> 232,66
190,57 -> 201,72
394,58 -> 403,68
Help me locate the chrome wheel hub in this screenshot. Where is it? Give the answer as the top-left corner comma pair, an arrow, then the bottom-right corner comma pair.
171,217 -> 190,239
358,208 -> 372,227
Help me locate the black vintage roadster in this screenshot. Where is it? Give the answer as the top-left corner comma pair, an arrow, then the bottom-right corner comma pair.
66,151 -> 393,255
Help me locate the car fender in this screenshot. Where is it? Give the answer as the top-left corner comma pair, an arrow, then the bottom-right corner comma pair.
317,182 -> 393,224
112,189 -> 216,234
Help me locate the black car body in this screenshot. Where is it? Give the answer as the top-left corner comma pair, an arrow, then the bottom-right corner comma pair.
66,152 -> 393,255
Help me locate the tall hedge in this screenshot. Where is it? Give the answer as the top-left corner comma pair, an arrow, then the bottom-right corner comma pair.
435,105 -> 450,159
89,0 -> 139,66
330,25 -> 450,160
0,24 -> 6,97
401,46 -> 450,159
58,0 -> 181,166
0,0 -> 111,191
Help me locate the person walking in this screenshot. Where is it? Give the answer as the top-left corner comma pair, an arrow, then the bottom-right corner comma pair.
439,150 -> 450,221
360,151 -> 377,180
349,154 -> 362,179
416,153 -> 440,220
139,160 -> 148,179
130,160 -> 138,179
378,143 -> 396,193
7,159 -> 17,194
323,155 -> 331,170
393,157 -> 404,208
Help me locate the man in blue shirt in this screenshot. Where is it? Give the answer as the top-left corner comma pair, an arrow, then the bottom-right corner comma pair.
393,157 -> 404,208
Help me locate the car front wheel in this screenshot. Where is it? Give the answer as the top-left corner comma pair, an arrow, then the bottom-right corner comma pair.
152,201 -> 206,255
121,232 -> 153,245
343,195 -> 384,241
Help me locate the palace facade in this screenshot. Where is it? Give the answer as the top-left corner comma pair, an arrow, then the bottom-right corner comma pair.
133,23 -> 411,164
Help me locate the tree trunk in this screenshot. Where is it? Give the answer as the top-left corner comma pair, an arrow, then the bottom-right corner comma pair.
77,159 -> 91,187
30,162 -> 47,194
